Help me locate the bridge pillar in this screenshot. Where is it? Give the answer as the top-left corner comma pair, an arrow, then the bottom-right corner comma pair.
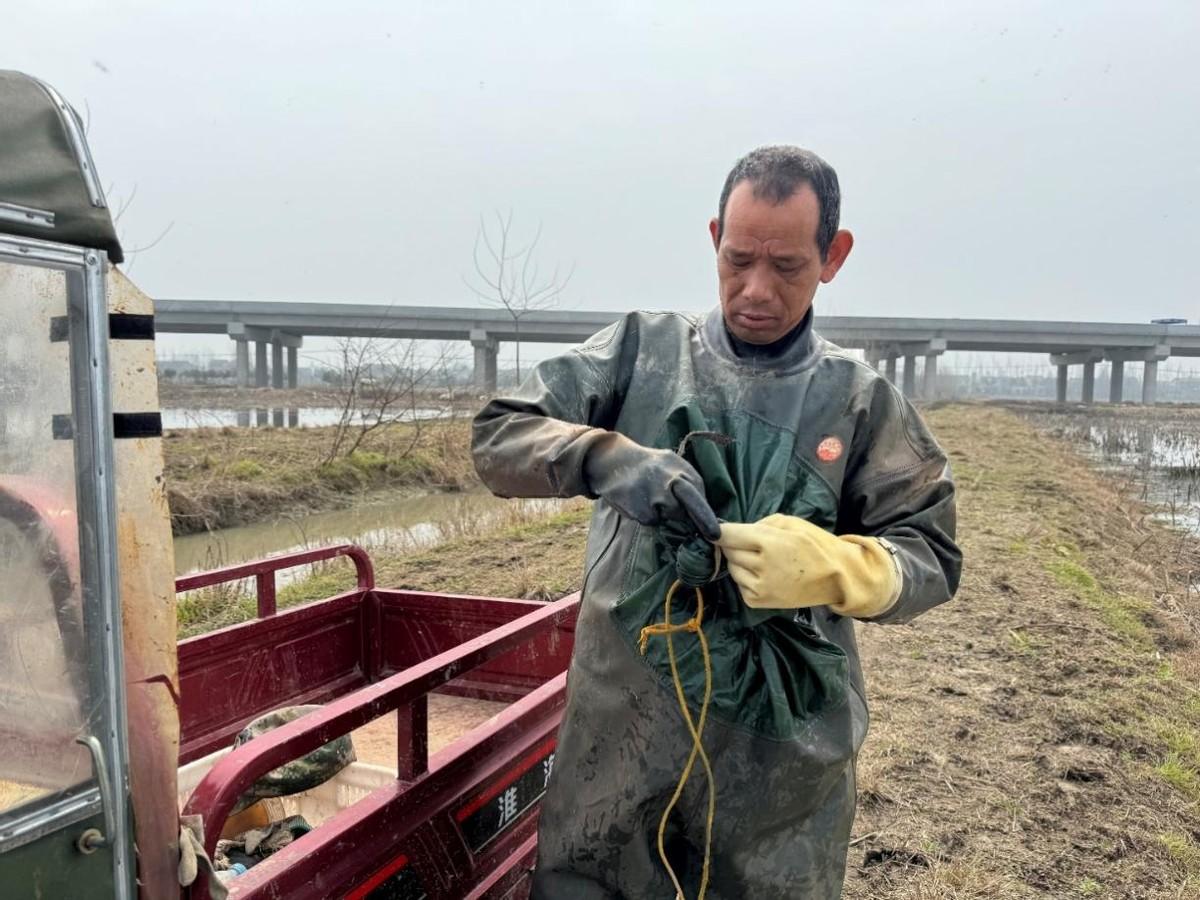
1051,349 -> 1104,404
885,356 -> 897,383
923,353 -> 940,400
1137,362 -> 1156,405
902,355 -> 917,398
1056,365 -> 1068,404
1142,360 -> 1158,405
1109,359 -> 1124,403
228,323 -> 303,391
897,339 -> 945,400
255,341 -> 268,388
1140,345 -> 1170,405
234,340 -> 250,388
1081,361 -> 1096,404
287,346 -> 298,389
471,329 -> 498,393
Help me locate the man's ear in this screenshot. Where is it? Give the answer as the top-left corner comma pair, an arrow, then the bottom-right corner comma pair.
820,230 -> 854,283
709,217 -> 720,252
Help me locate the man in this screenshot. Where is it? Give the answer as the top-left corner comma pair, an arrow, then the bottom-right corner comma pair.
472,145 -> 961,899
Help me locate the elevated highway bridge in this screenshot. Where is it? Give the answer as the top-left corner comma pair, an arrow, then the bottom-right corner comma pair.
155,299 -> 1200,404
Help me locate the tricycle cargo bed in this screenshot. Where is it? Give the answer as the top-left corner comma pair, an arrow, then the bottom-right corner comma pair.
175,546 -> 579,900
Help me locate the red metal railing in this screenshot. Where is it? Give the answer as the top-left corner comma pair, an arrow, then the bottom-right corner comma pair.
174,544 -> 374,618
181,593 -> 579,900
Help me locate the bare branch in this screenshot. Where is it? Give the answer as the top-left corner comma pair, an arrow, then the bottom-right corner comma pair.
464,211 -> 571,382
124,220 -> 176,255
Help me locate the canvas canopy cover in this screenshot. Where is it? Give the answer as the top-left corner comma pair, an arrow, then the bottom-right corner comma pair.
0,70 -> 123,262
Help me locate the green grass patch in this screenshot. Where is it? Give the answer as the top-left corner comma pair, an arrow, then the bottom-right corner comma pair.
348,449 -> 388,472
1007,538 -> 1030,556
1045,559 -> 1150,645
1155,752 -> 1200,803
1159,832 -> 1200,875
1157,722 -> 1200,762
276,566 -> 361,607
176,585 -> 257,638
226,459 -> 266,480
1186,693 -> 1200,718
318,458 -> 370,490
1007,628 -> 1037,655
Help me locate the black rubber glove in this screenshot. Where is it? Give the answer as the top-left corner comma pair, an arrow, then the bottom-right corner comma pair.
582,432 -> 721,541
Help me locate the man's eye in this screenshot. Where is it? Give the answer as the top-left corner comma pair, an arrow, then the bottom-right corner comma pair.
775,263 -> 799,275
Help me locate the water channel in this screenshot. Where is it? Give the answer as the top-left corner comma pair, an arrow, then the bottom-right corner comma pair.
173,490 -> 575,582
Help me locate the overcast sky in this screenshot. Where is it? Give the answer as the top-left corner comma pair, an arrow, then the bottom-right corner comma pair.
8,1 -> 1199,362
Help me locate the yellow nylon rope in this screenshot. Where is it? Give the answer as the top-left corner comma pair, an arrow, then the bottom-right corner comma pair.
637,578 -> 717,900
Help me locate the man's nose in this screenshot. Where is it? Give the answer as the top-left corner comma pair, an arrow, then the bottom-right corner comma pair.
740,264 -> 774,303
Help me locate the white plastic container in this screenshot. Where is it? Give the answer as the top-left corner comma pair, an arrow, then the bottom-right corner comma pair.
177,749 -> 397,827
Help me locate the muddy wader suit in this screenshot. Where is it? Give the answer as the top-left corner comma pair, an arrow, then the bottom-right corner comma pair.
472,309 -> 961,899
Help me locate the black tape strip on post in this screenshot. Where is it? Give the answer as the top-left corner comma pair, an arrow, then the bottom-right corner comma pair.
113,412 -> 163,438
49,313 -> 156,343
108,314 -> 155,341
52,412 -> 164,440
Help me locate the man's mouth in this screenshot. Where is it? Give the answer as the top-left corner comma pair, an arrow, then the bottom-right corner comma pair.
732,310 -> 777,329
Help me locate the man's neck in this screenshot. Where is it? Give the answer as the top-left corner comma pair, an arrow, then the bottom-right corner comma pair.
724,311 -> 813,360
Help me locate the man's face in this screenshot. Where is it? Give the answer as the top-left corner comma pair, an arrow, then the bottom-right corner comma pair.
710,180 -> 853,344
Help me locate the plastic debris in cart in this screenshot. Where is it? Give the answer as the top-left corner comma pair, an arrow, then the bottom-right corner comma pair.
216,815 -> 313,872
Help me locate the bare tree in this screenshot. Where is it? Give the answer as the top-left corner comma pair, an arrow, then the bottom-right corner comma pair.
321,337 -> 458,465
464,211 -> 573,382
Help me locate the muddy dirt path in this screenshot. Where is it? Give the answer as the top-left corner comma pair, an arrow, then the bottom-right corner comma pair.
844,404 -> 1200,899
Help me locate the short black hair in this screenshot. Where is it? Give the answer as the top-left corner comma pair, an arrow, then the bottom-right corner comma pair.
716,145 -> 841,260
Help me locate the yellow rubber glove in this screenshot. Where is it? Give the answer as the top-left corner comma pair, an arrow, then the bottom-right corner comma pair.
716,513 -> 903,618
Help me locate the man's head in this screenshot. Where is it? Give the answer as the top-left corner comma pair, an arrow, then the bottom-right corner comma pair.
710,145 -> 853,344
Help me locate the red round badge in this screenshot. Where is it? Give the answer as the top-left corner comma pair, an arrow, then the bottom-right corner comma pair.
816,436 -> 844,463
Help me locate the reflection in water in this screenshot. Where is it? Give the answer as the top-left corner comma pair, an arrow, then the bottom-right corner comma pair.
161,407 -> 447,430
173,490 -> 575,583
1022,408 -> 1200,534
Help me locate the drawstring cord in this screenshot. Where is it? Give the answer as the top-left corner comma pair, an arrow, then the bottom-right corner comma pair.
637,547 -> 721,900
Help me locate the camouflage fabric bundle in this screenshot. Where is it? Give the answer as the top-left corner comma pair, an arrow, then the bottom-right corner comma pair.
231,705 -> 355,812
